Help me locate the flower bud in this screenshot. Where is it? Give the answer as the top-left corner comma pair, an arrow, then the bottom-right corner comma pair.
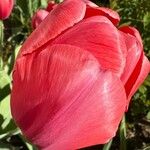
0,0 -> 14,20
31,9 -> 49,29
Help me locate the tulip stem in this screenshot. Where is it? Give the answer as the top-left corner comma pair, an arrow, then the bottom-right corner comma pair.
119,115 -> 127,150
28,0 -> 33,17
0,20 -> 4,51
0,20 -> 4,68
102,139 -> 113,150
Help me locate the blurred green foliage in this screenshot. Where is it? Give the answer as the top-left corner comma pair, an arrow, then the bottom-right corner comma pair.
0,0 -> 150,149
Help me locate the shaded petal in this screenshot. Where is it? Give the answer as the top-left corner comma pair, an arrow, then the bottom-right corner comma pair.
11,44 -> 126,150
119,26 -> 143,49
53,16 -> 127,77
84,0 -> 120,25
120,31 -> 141,85
18,0 -> 86,56
119,26 -> 149,103
127,56 -> 150,101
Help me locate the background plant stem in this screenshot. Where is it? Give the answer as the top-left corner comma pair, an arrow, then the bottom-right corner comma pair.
0,20 -> 4,51
0,20 -> 4,69
102,139 -> 113,150
119,115 -> 127,150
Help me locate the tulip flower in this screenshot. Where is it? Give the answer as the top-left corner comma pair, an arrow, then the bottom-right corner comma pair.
46,1 -> 57,12
31,9 -> 49,29
0,0 -> 14,20
11,0 -> 150,149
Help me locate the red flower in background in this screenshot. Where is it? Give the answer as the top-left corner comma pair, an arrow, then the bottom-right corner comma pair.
46,1 -> 57,12
11,0 -> 150,149
0,0 -> 14,20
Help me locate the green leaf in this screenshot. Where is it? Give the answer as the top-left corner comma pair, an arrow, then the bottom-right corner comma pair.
0,70 -> 10,89
0,70 -> 11,102
26,142 -> 37,150
0,96 -> 12,132
7,45 -> 21,74
0,69 -> 17,135
14,45 -> 21,60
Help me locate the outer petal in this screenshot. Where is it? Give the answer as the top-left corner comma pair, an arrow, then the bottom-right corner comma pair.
31,9 -> 49,29
11,44 -> 126,150
120,26 -> 143,49
120,26 -> 150,103
127,56 -> 150,101
53,16 -> 127,77
19,0 -> 86,56
84,0 -> 120,25
83,0 -> 99,7
120,31 -> 141,85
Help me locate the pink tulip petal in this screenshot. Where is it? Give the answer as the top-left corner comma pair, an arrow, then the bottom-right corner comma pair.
11,44 -> 126,150
120,31 -> 141,85
52,16 -> 127,77
18,0 -> 86,57
84,1 -> 120,25
127,56 -> 150,101
120,26 -> 143,49
120,26 -> 149,103
83,0 -> 99,7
